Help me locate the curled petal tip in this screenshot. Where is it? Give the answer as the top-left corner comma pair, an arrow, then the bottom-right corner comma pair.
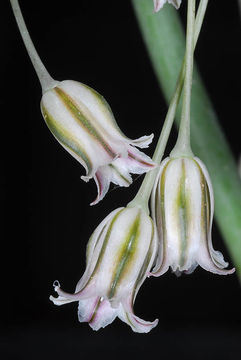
49,295 -> 63,305
131,134 -> 154,149
90,170 -> 110,206
205,266 -> 236,276
81,175 -> 91,183
149,270 -> 166,277
130,315 -> 159,333
147,270 -> 162,278
222,267 -> 235,275
53,280 -> 60,289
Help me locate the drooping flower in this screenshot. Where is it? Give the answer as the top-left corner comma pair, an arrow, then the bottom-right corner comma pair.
41,80 -> 155,205
151,156 -> 235,276
153,0 -> 182,12
50,206 -> 158,333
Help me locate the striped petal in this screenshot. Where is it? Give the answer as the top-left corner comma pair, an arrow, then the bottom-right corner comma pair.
151,157 -> 235,276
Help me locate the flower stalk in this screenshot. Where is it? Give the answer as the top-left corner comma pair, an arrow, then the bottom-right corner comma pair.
9,0 -> 56,92
128,0 -> 208,212
170,0 -> 195,158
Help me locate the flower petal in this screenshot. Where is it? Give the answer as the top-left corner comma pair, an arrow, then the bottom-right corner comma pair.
90,167 -> 112,205
118,297 -> 158,333
90,147 -> 155,205
78,297 -> 118,331
153,0 -> 166,11
125,147 -> 156,174
150,158 -> 171,276
76,208 -> 124,292
197,246 -> 235,275
130,134 -> 154,149
153,0 -> 181,12
77,296 -> 102,323
49,280 -> 82,305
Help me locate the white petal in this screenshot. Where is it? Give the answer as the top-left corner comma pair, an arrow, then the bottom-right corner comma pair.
197,246 -> 235,275
118,297 -> 158,333
169,0 -> 181,9
108,163 -> 133,187
125,146 -> 156,174
150,158 -> 170,276
153,0 -> 166,12
90,167 -> 112,205
75,208 -> 124,292
153,0 -> 181,12
81,298 -> 118,331
78,296 -> 102,323
49,295 -> 76,306
49,281 -> 86,305
130,134 -> 154,149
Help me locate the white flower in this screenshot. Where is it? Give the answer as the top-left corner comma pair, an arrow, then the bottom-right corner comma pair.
41,80 -> 155,205
153,0 -> 182,12
151,156 -> 235,276
50,206 -> 158,333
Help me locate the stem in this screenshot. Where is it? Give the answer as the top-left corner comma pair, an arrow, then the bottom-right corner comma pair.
170,0 -> 195,158
9,0 -> 57,92
132,0 -> 241,280
128,0 -> 208,211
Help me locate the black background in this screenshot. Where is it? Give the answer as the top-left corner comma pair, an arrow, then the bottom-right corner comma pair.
1,1 -> 241,359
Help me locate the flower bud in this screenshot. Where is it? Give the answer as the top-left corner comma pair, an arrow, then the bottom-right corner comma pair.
151,156 -> 235,276
50,207 -> 158,333
41,80 -> 155,204
153,0 -> 181,12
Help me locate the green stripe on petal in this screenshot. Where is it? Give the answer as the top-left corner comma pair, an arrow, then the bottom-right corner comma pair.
89,209 -> 125,279
158,160 -> 172,265
194,159 -> 211,239
132,219 -> 155,301
87,85 -> 127,138
194,160 -> 219,264
54,87 -> 116,158
89,297 -> 102,324
41,105 -> 93,175
176,160 -> 188,268
86,225 -> 107,263
108,211 -> 141,299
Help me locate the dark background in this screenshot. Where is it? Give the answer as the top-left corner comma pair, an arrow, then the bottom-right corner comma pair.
1,1 -> 241,359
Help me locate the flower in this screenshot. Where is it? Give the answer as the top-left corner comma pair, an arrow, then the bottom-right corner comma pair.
153,0 -> 182,12
151,156 -> 235,276
50,206 -> 158,333
41,80 -> 155,205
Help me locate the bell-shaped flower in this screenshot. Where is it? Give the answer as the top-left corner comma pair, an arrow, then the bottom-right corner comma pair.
153,0 -> 182,12
41,80 -> 155,205
50,206 -> 158,333
151,156 -> 235,276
